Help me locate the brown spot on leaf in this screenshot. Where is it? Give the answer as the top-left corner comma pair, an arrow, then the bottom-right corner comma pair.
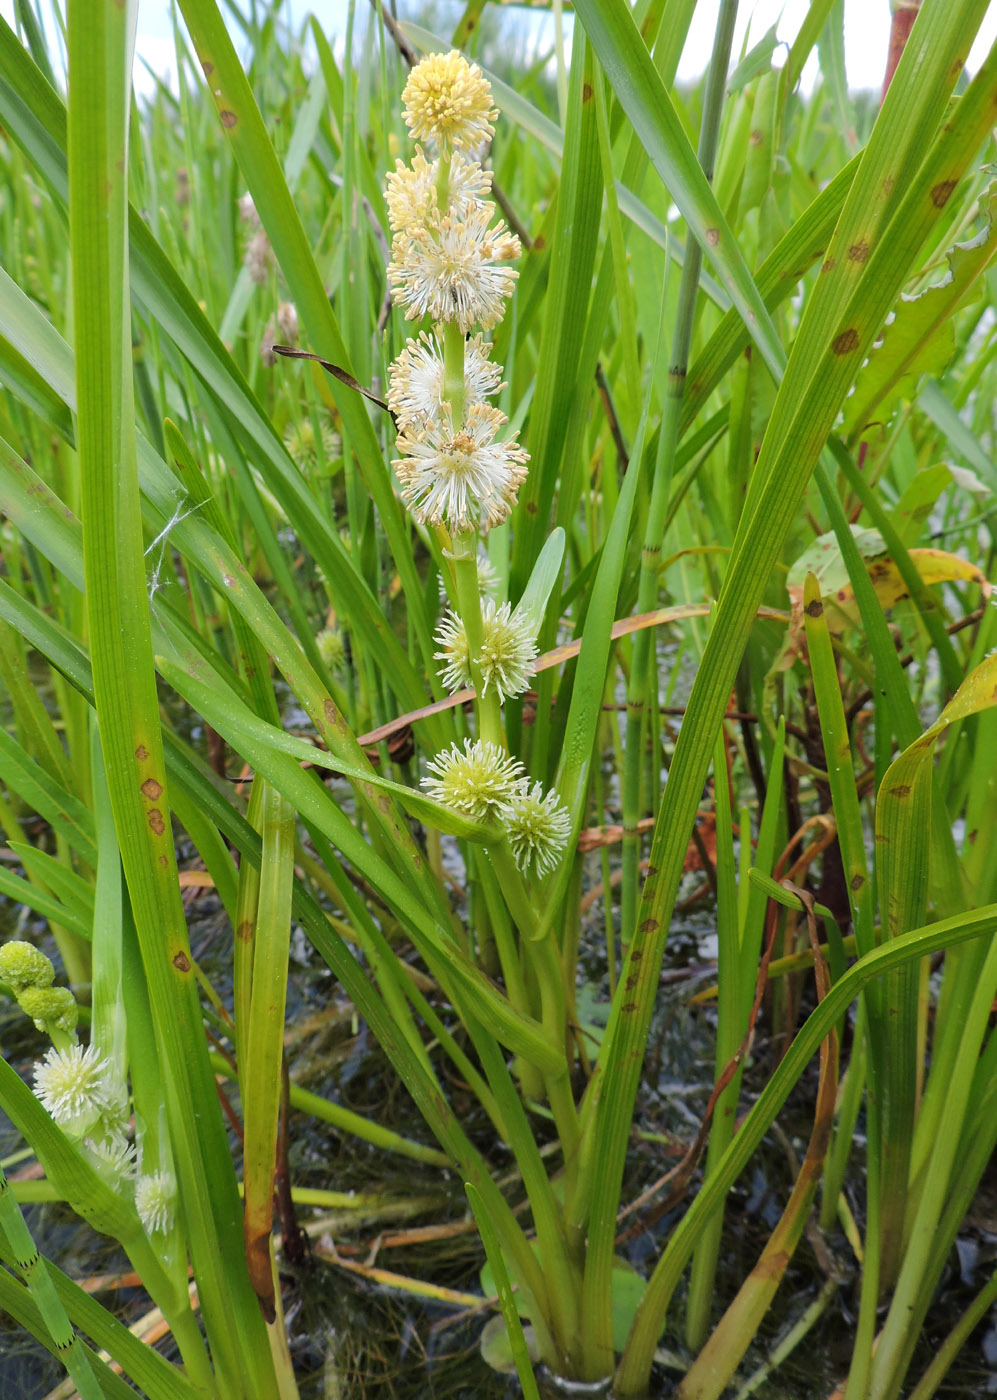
220,110 -> 237,129
638,917 -> 659,933
533,234 -> 546,251
749,128 -> 763,146
526,500 -> 538,515
705,228 -> 720,247
141,778 -> 163,801
158,855 -> 168,868
888,783 -> 912,799
621,1002 -> 638,1014
821,257 -> 836,274
173,951 -> 191,972
850,873 -> 865,891
930,179 -> 957,208
626,974 -> 639,991
848,240 -> 870,262
833,328 -> 859,355
804,597 -> 823,618
630,948 -> 643,963
201,59 -> 214,76
148,808 -> 166,835
236,920 -> 254,943
582,82 -> 593,102
968,828 -> 978,845
135,744 -> 149,761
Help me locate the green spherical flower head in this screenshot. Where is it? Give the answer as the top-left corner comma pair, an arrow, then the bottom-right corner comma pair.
136,1170 -> 178,1235
0,940 -> 55,993
506,780 -> 572,878
19,985 -> 79,1035
422,739 -> 524,822
316,626 -> 347,673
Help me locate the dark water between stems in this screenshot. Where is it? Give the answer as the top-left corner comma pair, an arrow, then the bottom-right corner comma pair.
4,870 -> 997,1400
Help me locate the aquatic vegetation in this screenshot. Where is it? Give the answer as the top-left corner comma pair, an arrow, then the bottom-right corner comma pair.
1,2 -> 997,1398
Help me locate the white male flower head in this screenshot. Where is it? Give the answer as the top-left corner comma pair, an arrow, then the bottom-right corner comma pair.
402,51 -> 497,154
387,204 -> 520,333
506,781 -> 572,878
422,739 -> 523,821
386,147 -> 492,234
136,1171 -> 177,1236
435,599 -> 537,700
388,332 -> 503,432
34,1044 -> 124,1139
393,403 -> 528,534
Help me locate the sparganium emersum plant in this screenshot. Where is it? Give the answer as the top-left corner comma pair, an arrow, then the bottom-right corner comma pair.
4,6 -> 997,1400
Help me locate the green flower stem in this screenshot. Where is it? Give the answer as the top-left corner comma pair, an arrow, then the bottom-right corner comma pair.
436,145 -> 452,218
451,529 -> 503,744
487,840 -> 581,1194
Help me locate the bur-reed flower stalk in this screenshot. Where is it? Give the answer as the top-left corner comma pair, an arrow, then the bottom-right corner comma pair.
384,50 -> 583,1368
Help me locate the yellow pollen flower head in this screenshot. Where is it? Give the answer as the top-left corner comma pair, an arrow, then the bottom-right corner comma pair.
402,50 -> 498,153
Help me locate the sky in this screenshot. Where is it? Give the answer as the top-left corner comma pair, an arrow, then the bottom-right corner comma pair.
1,1 -> 996,99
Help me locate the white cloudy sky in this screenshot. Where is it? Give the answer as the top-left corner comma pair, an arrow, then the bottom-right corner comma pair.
1,1 -> 996,97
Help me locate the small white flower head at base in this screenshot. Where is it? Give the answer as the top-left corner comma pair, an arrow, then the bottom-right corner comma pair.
387,204 -> 521,333
402,51 -> 497,154
136,1171 -> 178,1236
394,403 -> 529,534
386,148 -> 492,234
84,1134 -> 137,1189
435,600 -> 537,700
506,781 -> 572,879
33,1044 -> 123,1139
388,332 -> 503,432
422,739 -> 524,822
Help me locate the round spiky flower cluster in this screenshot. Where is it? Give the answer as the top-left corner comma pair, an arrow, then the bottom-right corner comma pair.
34,1044 -> 127,1141
401,50 -> 497,153
422,741 -> 571,876
394,404 -> 528,533
435,599 -> 537,701
422,739 -> 523,822
136,1170 -> 177,1236
388,332 -> 503,432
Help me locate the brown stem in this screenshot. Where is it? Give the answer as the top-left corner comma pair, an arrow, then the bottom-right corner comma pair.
881,2 -> 922,104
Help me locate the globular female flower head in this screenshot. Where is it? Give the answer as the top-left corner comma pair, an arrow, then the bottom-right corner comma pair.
136,1170 -> 178,1236
435,599 -> 537,701
387,203 -> 520,333
394,403 -> 528,534
386,147 -> 492,234
422,739 -> 524,822
0,940 -> 54,993
34,1044 -> 125,1139
402,50 -> 498,154
84,1134 -> 137,1189
316,625 -> 347,672
505,781 -> 572,878
19,985 -> 79,1036
388,332 -> 504,432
